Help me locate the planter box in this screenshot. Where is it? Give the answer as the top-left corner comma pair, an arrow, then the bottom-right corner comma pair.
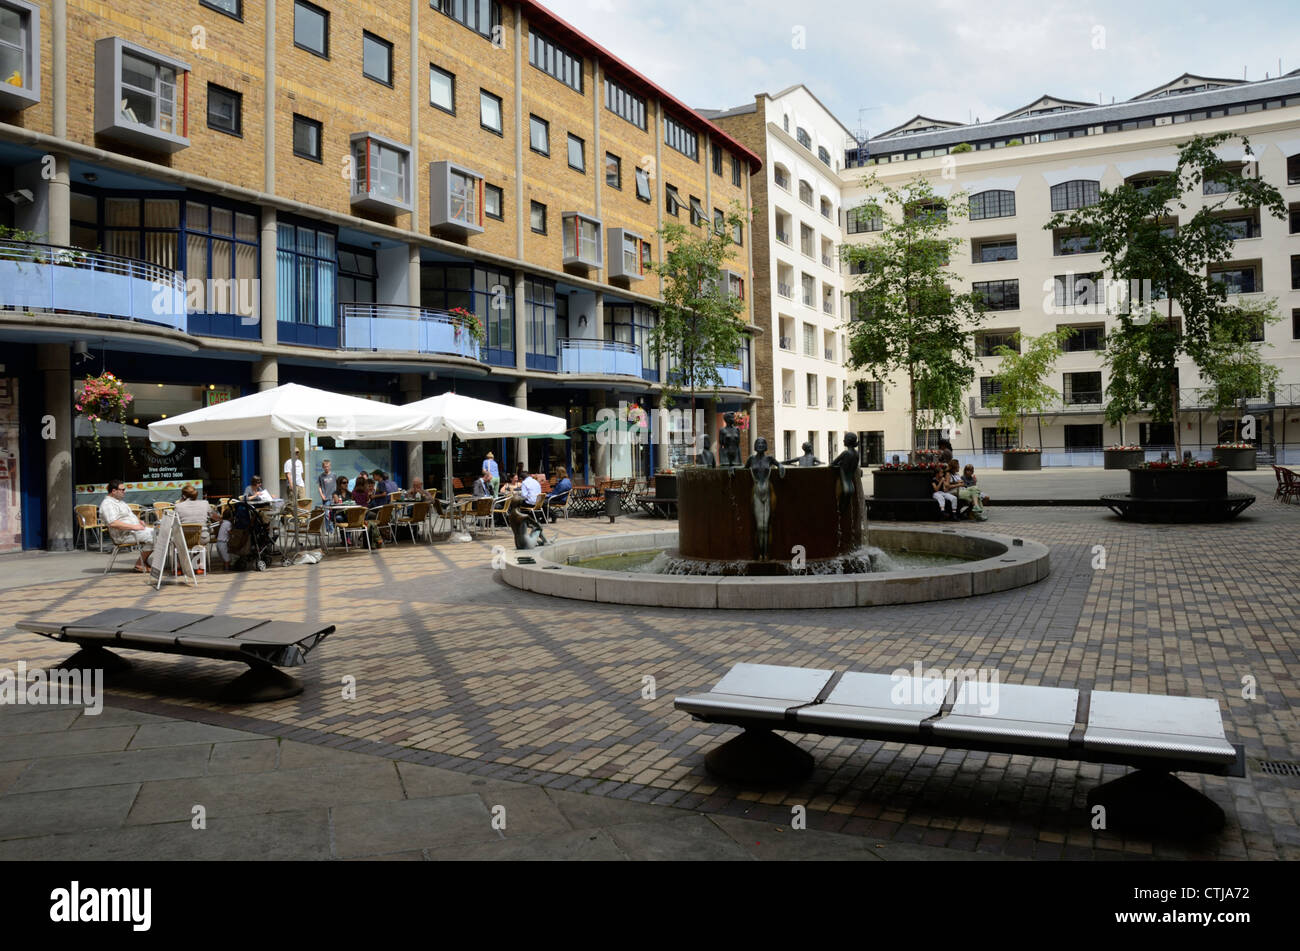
1104,449 -> 1145,470
1211,447 -> 1256,471
1002,451 -> 1041,471
1130,467 -> 1227,499
871,469 -> 935,499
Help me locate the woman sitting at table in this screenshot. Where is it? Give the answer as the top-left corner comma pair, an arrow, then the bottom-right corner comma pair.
173,484 -> 215,544
330,476 -> 352,525
352,476 -> 371,508
499,473 -> 521,497
244,475 -> 274,502
545,467 -> 572,523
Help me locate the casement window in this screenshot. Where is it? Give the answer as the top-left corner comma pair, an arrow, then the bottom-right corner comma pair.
567,134 -> 585,172
608,227 -> 649,281
484,183 -> 503,220
1063,372 -> 1102,405
976,331 -> 1020,356
634,167 -> 651,202
714,208 -> 725,235
798,180 -> 814,205
184,199 -> 259,319
712,146 -> 723,176
479,89 -> 502,134
1050,180 -> 1100,212
200,0 -> 242,19
664,114 -> 699,160
530,201 -> 547,234
665,184 -> 683,217
689,196 -> 706,227
796,127 -> 811,149
972,279 -> 1020,311
430,0 -> 501,43
1053,229 -> 1096,255
529,115 -> 549,154
529,28 -> 582,93
856,381 -> 884,412
94,38 -> 190,151
0,0 -> 40,109
429,160 -> 484,236
969,190 -> 1016,219
429,64 -> 454,113
845,207 -> 882,234
1060,325 -> 1105,352
1209,264 -> 1260,295
725,271 -> 744,300
1053,272 -> 1103,307
206,84 -> 241,136
604,76 -> 646,129
562,212 -> 602,268
731,156 -> 742,187
732,221 -> 743,245
972,238 -> 1017,263
350,133 -> 412,213
292,114 -> 322,161
362,32 -> 393,86
817,145 -> 831,166
605,153 -> 621,189
276,220 -> 336,331
293,1 -> 329,57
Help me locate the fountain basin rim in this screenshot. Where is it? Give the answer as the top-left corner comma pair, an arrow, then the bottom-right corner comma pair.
499,526 -> 1050,609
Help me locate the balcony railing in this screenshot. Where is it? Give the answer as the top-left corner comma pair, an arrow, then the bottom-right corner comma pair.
776,230 -> 791,245
777,283 -> 793,298
779,336 -> 793,350
822,300 -> 834,315
716,364 -> 743,389
0,240 -> 186,331
339,303 -> 483,361
802,294 -> 816,307
782,390 -> 795,405
824,348 -> 834,360
822,254 -> 832,267
559,337 -> 641,377
1063,390 -> 1103,406
826,395 -> 836,409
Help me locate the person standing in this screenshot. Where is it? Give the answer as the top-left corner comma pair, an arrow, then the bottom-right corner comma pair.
284,449 -> 305,503
483,452 -> 500,497
317,459 -> 334,505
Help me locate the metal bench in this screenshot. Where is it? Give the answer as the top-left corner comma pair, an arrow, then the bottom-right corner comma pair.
17,607 -> 335,701
676,663 -> 1244,834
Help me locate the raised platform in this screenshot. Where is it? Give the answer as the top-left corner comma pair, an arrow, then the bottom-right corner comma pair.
1100,493 -> 1256,522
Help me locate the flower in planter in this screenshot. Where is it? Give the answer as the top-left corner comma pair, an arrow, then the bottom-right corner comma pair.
1002,447 -> 1040,453
75,372 -> 136,466
448,306 -> 486,348
877,462 -> 932,471
1214,442 -> 1254,450
1106,445 -> 1142,451
1139,460 -> 1219,470
730,410 -> 750,430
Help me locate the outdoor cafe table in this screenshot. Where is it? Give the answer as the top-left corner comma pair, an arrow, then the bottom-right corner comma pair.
568,485 -> 600,516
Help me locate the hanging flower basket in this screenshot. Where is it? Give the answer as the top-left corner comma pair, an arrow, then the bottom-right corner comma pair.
75,372 -> 135,466
448,306 -> 486,347
625,402 -> 648,428
731,410 -> 749,431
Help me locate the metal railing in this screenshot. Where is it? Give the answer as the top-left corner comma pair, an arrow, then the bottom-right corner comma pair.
779,336 -> 793,350
822,254 -> 832,267
777,283 -> 793,298
339,303 -> 483,360
0,240 -> 185,288
824,348 -> 834,360
559,337 -> 642,377
822,300 -> 834,315
783,389 -> 795,405
776,230 -> 791,245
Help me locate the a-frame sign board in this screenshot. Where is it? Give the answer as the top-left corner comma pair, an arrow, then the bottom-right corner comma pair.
147,510 -> 198,589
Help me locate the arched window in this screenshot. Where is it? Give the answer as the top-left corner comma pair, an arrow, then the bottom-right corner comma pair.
817,146 -> 831,166
782,114 -> 789,132
773,163 -> 790,190
798,180 -> 814,205
819,196 -> 832,219
1050,180 -> 1100,212
969,190 -> 1016,220
1125,172 -> 1171,196
796,127 -> 811,149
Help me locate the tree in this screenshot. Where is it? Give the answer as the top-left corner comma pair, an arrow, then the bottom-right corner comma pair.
1198,300 -> 1280,443
649,202 -> 750,453
1046,132 -> 1286,455
841,176 -> 986,455
986,329 -> 1074,450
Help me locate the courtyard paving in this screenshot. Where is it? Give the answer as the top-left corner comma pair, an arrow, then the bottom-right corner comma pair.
1,470 -> 1297,860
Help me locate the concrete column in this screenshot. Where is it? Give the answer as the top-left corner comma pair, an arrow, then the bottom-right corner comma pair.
594,290 -> 605,341
513,269 -> 527,370
260,206 -> 277,345
512,379 -> 529,471
408,244 -> 421,307
747,398 -> 758,456
400,372 -> 422,486
264,0 -> 276,192
253,357 -> 279,492
38,344 -> 73,551
52,0 -> 67,139
704,402 -> 719,462
47,154 -> 70,246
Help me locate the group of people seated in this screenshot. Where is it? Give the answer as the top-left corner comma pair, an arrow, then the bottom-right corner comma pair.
931,458 -> 987,521
468,465 -> 572,524
98,480 -> 232,572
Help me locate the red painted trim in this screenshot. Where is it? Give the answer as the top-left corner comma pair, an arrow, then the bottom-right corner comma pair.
182,71 -> 189,138
519,1 -> 763,173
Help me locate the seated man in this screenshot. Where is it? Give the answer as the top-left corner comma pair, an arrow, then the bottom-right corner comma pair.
545,466 -> 572,522
520,471 -> 542,510
99,478 -> 154,571
471,468 -> 493,498
406,478 -> 433,503
244,475 -> 274,502
368,472 -> 392,509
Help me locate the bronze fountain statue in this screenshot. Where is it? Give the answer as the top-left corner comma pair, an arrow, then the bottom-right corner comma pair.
696,434 -> 717,468
745,437 -> 784,560
782,441 -> 822,467
717,412 -> 743,468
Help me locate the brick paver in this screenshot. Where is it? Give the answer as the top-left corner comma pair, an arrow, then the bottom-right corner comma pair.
1,487 -> 1297,860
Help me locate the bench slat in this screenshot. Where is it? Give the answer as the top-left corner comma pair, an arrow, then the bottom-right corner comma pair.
173,616 -> 273,638
231,621 -> 336,647
710,663 -> 836,704
1084,691 -> 1236,765
931,683 -> 1079,749
794,672 -> 950,734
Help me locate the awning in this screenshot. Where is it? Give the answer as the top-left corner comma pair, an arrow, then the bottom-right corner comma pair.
387,392 -> 567,441
576,419 -> 647,434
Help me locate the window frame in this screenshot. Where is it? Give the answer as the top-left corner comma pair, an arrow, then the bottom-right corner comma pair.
484,183 -> 504,221
567,133 -> 585,173
971,278 -> 1020,311
361,31 -> 394,87
712,146 -> 723,176
199,0 -> 243,20
430,0 -> 501,43
293,0 -> 330,59
969,189 -> 1016,220
845,207 -> 882,234
292,113 -> 323,163
604,76 -> 646,130
349,132 -> 412,213
665,184 -> 682,218
206,83 -> 241,136
605,152 -> 621,189
528,114 -> 550,155
528,27 -> 583,93
0,0 -> 38,109
561,211 -> 603,268
530,200 -> 547,235
479,89 -> 503,135
429,63 -> 455,114
664,114 -> 699,161
634,167 -> 651,202
732,155 -> 742,188
1050,180 -> 1100,213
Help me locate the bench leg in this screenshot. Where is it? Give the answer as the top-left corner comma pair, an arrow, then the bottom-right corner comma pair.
57,645 -> 131,674
219,662 -> 304,702
1086,769 -> 1225,835
703,728 -> 814,786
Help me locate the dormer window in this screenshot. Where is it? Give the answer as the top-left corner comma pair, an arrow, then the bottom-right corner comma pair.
429,160 -> 484,236
562,212 -> 603,269
0,0 -> 39,110
350,133 -> 412,214
94,38 -> 190,152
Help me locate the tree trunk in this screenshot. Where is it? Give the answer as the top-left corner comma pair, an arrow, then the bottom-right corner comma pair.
1168,297 -> 1181,456
908,372 -> 917,455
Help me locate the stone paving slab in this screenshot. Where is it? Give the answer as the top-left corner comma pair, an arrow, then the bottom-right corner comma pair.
9,745 -> 213,794
0,783 -> 140,840
0,726 -> 138,763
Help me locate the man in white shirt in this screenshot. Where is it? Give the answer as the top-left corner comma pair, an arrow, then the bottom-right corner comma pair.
98,479 -> 154,571
284,449 -> 305,502
520,473 -> 542,507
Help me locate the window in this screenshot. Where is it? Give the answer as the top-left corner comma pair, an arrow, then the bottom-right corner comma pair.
1053,272 -> 1102,307
1053,228 -> 1096,255
799,180 -> 814,205
969,190 -> 1015,220
183,199 -> 258,320
1293,255 -> 1300,291
430,0 -> 500,42
1211,212 -> 1261,241
429,161 -> 484,235
972,279 -> 1019,311
634,166 -> 651,202
1063,371 -> 1102,405
796,127 -> 811,149
800,223 -> 814,257
689,196 -> 706,227
774,165 -> 790,190
0,0 -> 37,109
567,134 -> 585,172
1203,164 -> 1245,195
604,76 -> 646,129
727,272 -> 744,299
530,201 -> 546,234
479,89 -> 502,134
562,212 -> 602,268
802,323 -> 816,356
976,331 -> 1019,356
1050,180 -> 1100,212
276,220 -> 336,331
1293,308 -> 1300,340
605,153 -> 621,189
972,238 -> 1017,263
423,264 -> 514,364
293,1 -> 328,57
1064,424 -> 1104,450
348,135 -> 411,213
362,32 -> 392,85
95,38 -> 190,150
524,277 -> 557,364
665,184 -> 682,217
1139,422 -> 1174,447
429,64 -> 455,113
806,373 -> 818,406
732,156 -> 742,187
733,221 -> 743,246
609,228 -> 648,281
846,207 -> 882,234
292,114 -> 322,161
714,208 -> 725,235
1060,325 -> 1105,352
818,145 -> 831,166
1285,154 -> 1300,186
820,197 -> 832,220
664,114 -> 698,160
983,428 -> 1017,451
529,28 -> 582,93
710,146 -> 722,176
856,381 -> 883,412
979,377 -> 1002,407
529,115 -> 549,154
484,183 -> 503,220
200,0 -> 242,17
1209,264 -> 1259,295
206,84 -> 240,135
336,244 -> 375,305
1290,206 -> 1300,235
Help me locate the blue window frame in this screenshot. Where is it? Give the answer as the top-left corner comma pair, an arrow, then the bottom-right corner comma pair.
421,263 -> 514,366
524,277 -> 556,371
276,219 -> 337,348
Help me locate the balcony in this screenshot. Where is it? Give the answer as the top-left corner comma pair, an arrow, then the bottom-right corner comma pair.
777,283 -> 793,299
824,348 -> 834,360
559,338 -> 640,377
779,336 -> 792,350
716,364 -> 744,389
782,390 -> 795,405
339,303 -> 482,361
0,241 -> 186,331
776,230 -> 791,245
822,254 -> 832,268
822,300 -> 834,315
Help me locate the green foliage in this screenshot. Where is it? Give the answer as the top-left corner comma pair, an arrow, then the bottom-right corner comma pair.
841,176 -> 986,452
1198,300 -> 1280,438
1007,139 -> 1023,146
1044,132 -> 1287,451
649,201 -> 749,407
950,143 -> 973,154
986,329 -> 1074,448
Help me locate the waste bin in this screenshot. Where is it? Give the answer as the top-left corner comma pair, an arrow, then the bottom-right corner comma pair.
604,488 -> 623,523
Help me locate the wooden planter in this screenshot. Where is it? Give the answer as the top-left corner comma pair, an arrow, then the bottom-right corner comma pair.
1211,447 -> 1256,471
1104,449 -> 1145,470
1002,451 -> 1041,471
871,469 -> 935,499
1130,467 -> 1227,499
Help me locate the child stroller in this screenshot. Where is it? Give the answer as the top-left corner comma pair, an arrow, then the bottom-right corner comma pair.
227,499 -> 277,571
